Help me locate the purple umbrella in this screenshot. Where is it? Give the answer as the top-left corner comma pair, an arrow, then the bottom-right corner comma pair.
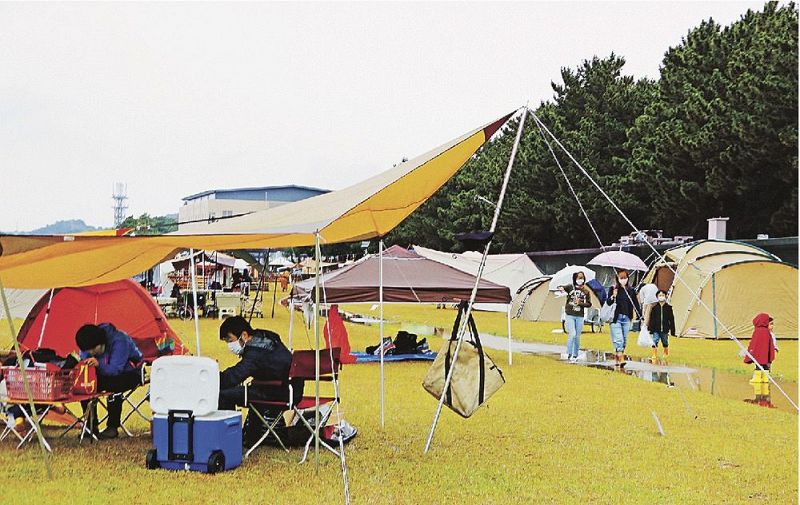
588,251 -> 648,272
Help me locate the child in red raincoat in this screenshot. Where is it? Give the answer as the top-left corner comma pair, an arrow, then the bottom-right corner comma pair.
744,313 -> 776,405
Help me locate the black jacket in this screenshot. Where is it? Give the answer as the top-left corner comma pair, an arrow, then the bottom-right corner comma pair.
220,329 -> 292,389
647,303 -> 676,336
606,286 -> 641,323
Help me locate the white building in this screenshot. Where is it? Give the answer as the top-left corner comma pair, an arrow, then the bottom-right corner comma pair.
178,185 -> 328,232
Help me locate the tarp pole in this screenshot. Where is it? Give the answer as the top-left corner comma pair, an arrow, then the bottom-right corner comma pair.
379,239 -> 385,428
288,291 -> 294,350
0,276 -> 52,478
189,248 -> 201,356
313,231 -> 322,473
507,303 -> 512,365
36,288 -> 55,349
711,272 -> 718,339
425,106 -> 527,454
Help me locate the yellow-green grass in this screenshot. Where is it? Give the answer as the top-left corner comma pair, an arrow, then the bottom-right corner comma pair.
339,304 -> 799,383
1,308 -> 797,504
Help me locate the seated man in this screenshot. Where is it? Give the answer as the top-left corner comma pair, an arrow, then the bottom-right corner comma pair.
218,316 -> 296,444
75,323 -> 144,439
218,316 -> 294,410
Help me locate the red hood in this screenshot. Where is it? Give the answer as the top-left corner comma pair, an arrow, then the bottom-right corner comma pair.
752,313 -> 771,328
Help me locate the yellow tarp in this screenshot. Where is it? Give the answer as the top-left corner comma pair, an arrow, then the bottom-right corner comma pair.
0,112 -> 514,289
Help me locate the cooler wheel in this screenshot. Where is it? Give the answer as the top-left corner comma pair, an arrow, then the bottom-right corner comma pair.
145,449 -> 160,470
207,450 -> 225,474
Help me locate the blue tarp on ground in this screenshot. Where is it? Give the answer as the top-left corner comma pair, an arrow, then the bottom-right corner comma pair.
352,352 -> 436,363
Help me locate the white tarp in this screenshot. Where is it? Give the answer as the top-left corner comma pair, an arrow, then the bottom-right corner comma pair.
412,245 -> 542,312
0,289 -> 47,320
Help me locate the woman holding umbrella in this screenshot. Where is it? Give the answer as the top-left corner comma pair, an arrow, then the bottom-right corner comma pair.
606,269 -> 640,366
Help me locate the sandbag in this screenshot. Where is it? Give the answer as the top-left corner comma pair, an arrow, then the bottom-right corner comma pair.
422,302 -> 504,418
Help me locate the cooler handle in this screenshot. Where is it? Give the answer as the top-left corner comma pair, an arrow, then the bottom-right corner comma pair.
167,409 -> 194,462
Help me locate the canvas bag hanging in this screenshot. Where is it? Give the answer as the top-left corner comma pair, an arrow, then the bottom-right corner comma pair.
423,302 -> 505,418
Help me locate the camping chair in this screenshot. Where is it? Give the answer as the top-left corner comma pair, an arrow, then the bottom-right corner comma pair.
244,348 -> 341,461
0,378 -> 25,445
95,362 -> 150,437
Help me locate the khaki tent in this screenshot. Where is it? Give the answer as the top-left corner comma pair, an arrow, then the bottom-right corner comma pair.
412,245 -> 542,312
511,276 -> 602,325
643,240 -> 797,339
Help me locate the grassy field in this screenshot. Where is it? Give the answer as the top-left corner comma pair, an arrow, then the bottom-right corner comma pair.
1,305 -> 797,504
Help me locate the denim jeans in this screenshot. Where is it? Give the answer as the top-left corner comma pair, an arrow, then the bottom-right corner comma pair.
610,314 -> 631,352
565,315 -> 584,358
652,331 -> 669,348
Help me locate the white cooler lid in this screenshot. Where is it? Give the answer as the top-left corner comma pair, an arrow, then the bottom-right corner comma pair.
150,356 -> 220,416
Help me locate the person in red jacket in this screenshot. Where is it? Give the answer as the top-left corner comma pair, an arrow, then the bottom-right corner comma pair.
744,313 -> 776,406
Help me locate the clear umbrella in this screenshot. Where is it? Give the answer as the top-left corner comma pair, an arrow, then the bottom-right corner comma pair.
588,251 -> 648,272
548,265 -> 596,291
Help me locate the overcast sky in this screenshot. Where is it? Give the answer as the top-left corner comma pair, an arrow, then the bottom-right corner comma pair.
0,1 -> 768,231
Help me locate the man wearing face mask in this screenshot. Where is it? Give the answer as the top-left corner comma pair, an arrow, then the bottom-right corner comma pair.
75,323 -> 144,439
218,316 -> 294,413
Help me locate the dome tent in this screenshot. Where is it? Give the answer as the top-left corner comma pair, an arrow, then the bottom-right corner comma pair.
17,279 -> 187,358
643,240 -> 797,339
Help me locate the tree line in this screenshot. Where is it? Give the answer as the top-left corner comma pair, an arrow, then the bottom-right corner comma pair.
389,2 -> 798,253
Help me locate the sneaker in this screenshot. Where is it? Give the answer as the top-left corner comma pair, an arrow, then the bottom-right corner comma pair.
373,337 -> 395,356
98,427 -> 119,440
569,357 -> 578,364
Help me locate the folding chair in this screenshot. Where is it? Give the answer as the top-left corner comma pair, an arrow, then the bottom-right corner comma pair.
96,364 -> 149,437
244,348 -> 341,461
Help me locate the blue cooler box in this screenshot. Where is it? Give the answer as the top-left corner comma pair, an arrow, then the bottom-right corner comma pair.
148,410 -> 242,473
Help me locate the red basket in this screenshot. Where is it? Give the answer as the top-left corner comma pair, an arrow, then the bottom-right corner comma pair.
1,366 -> 78,401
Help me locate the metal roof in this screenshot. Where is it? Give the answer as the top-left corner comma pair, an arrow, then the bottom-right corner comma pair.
182,184 -> 329,202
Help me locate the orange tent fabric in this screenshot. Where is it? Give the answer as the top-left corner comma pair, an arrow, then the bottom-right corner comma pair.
17,280 -> 186,359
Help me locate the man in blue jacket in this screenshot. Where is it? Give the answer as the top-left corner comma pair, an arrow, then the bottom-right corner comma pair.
76,323 -> 144,439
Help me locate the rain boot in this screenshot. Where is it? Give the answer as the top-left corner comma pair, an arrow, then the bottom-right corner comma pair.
749,371 -> 761,399
760,372 -> 771,401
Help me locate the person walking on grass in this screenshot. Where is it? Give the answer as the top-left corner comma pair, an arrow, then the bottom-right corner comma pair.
605,270 -> 640,367
560,271 -> 592,363
744,313 -> 777,407
647,290 -> 675,362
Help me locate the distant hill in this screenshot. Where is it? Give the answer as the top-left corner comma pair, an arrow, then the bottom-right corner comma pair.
5,219 -> 103,235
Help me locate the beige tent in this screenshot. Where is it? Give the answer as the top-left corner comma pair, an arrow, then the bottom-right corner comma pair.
511,276 -> 603,327
644,240 -> 797,339
412,245 -> 542,312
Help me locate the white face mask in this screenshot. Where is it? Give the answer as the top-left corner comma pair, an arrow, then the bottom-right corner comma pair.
657,296 -> 666,302
575,279 -> 585,286
227,339 -> 244,356
619,278 -> 628,286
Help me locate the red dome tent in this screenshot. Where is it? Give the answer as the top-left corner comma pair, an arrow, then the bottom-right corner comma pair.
17,280 -> 187,359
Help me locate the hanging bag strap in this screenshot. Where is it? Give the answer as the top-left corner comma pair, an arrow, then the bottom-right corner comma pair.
443,302 -> 467,406
465,310 -> 487,405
